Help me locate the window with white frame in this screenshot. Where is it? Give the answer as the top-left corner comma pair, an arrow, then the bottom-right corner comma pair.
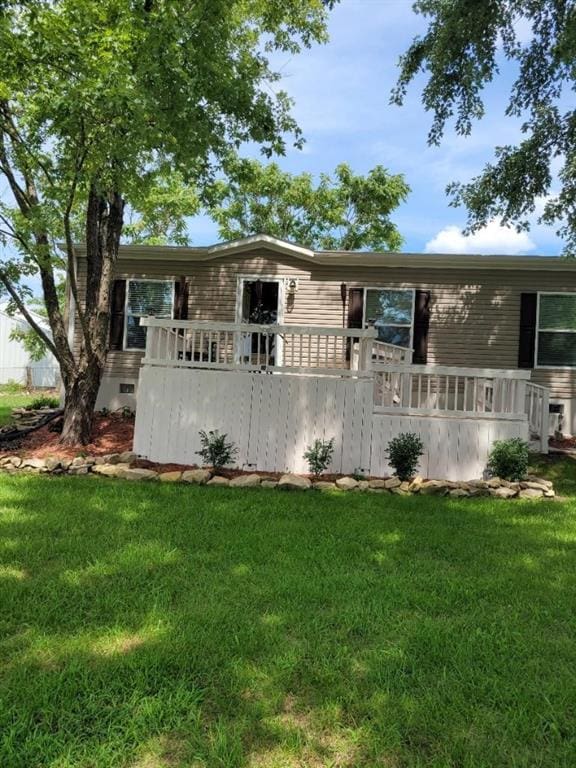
125,279 -> 174,350
537,293 -> 576,368
363,288 -> 415,347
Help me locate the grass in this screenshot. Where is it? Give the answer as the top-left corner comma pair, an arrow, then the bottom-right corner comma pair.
0,469 -> 575,767
0,392 -> 36,426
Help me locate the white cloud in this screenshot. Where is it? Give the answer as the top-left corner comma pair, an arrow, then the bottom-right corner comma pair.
425,221 -> 536,255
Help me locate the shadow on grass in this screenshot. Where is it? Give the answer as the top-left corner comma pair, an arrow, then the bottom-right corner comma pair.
0,476 -> 575,767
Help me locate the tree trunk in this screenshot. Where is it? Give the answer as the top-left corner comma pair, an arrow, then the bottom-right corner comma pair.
60,362 -> 104,446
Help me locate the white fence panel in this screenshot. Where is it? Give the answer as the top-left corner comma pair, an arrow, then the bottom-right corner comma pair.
134,368 -> 374,475
370,413 -> 529,481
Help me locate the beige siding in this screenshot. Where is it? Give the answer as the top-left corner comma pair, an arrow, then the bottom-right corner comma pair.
75,249 -> 576,399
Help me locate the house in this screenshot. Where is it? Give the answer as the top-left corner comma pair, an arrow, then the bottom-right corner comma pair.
71,235 -> 576,476
0,303 -> 60,389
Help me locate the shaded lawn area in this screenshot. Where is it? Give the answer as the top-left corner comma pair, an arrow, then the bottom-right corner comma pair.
0,393 -> 36,426
0,474 -> 575,767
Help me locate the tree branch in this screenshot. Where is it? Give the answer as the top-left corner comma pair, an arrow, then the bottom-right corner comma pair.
0,269 -> 59,359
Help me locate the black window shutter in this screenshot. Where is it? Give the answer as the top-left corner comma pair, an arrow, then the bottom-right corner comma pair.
518,292 -> 537,368
109,279 -> 126,351
347,288 -> 364,328
413,290 -> 431,364
174,278 -> 190,321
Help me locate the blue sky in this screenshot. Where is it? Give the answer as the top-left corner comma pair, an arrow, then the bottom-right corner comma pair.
189,1 -> 563,256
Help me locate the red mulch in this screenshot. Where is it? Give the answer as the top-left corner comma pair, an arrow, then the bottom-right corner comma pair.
550,436 -> 576,453
3,413 -> 135,459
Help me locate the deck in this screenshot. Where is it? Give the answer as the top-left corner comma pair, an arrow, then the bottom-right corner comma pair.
133,319 -> 549,480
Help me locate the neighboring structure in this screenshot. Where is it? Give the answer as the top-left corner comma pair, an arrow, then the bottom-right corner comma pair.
71,234 -> 576,435
0,303 -> 60,388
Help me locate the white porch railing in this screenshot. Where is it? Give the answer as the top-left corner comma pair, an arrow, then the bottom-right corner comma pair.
373,363 -> 532,420
140,318 -> 377,377
526,382 -> 550,453
372,340 -> 413,364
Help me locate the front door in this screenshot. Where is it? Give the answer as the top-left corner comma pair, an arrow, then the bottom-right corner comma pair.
237,278 -> 282,366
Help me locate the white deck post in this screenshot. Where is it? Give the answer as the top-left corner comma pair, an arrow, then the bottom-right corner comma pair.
540,387 -> 550,454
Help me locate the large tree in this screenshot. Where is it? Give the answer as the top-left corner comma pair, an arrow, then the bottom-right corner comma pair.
0,0 -> 335,444
209,160 -> 409,250
393,0 -> 576,254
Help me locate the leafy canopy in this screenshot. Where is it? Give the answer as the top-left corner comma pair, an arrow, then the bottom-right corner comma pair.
209,160 -> 409,250
393,0 -> 576,255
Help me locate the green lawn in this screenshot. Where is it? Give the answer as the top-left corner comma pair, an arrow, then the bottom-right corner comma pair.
0,392 -> 36,426
0,472 -> 575,767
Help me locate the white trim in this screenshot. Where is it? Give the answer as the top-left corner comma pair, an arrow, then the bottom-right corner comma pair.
535,291 -> 576,370
362,286 -> 415,350
123,278 -> 175,352
235,275 -> 286,365
207,234 -> 315,262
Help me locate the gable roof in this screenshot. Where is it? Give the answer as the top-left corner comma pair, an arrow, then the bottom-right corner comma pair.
73,233 -> 576,271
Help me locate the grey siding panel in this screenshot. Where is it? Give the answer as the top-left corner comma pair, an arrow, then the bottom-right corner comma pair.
74,250 -> 576,398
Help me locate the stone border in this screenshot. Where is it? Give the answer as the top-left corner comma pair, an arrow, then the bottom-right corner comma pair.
0,453 -> 555,498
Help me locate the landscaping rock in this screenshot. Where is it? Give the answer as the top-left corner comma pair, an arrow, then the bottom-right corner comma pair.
44,457 -> 61,472
486,478 -> 502,488
409,476 -> 424,492
419,480 -> 450,496
159,471 -> 182,483
60,459 -> 72,470
520,480 -> 551,492
390,487 -> 410,495
182,469 -> 211,485
102,453 -> 122,465
68,466 -> 89,475
92,463 -> 132,477
2,456 -> 21,468
490,486 -> 518,499
526,475 -> 553,488
357,480 -> 370,491
261,480 -> 278,489
230,474 -> 261,488
449,488 -> 470,498
119,451 -> 137,464
519,487 -> 544,499
278,474 -> 311,491
336,476 -> 358,491
368,479 -> 386,490
207,475 -> 230,486
313,481 -> 337,491
71,457 -> 87,468
21,457 -> 46,470
120,468 -> 158,481
384,477 -> 401,489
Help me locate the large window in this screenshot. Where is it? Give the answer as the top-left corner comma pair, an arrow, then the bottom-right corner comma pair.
125,279 -> 174,350
537,293 -> 576,368
364,288 -> 415,347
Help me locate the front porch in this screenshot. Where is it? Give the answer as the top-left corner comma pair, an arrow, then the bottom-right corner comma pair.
133,319 -> 550,480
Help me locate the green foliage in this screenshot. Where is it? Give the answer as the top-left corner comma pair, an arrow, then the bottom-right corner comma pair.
386,432 -> 424,481
488,438 -> 530,481
209,160 -> 409,250
197,429 -> 238,471
394,1 -> 576,255
303,437 -> 335,477
0,0 -> 335,440
0,380 -> 26,395
26,396 -> 59,410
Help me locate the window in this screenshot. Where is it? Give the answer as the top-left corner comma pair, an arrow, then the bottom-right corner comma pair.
125,279 -> 174,350
536,293 -> 576,368
364,288 -> 414,347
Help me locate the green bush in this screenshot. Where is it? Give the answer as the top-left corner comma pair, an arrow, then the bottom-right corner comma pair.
487,438 -> 529,481
386,432 -> 424,481
27,395 -> 60,410
197,430 -> 238,472
303,438 -> 335,478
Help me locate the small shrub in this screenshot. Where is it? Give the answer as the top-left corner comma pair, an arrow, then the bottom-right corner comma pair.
488,438 -> 529,481
386,432 -> 424,481
197,429 -> 238,472
27,395 -> 60,410
352,467 -> 366,481
121,406 -> 135,419
303,438 -> 335,477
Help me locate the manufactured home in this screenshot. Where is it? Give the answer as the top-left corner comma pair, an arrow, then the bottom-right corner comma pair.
69,235 -> 576,479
